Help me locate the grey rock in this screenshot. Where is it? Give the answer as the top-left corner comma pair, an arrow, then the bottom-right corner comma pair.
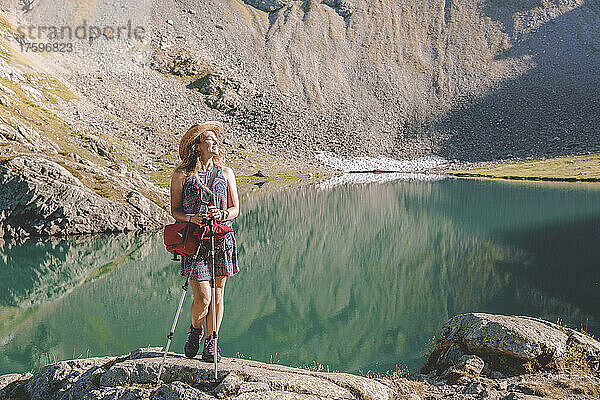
494,380 -> 508,390
150,47 -> 210,78
128,347 -> 163,360
0,373 -> 32,390
79,133 -> 114,160
90,386 -> 153,400
190,70 -> 255,113
0,156 -> 171,238
0,372 -> 33,399
25,357 -> 115,400
437,342 -> 466,367
126,190 -> 168,224
481,389 -> 505,400
5,348 -> 395,400
150,381 -> 212,400
214,372 -> 243,396
243,0 -> 288,13
422,313 -> 600,375
458,354 -> 485,376
100,364 -> 132,387
502,393 -> 548,400
0,124 -> 23,143
462,381 -> 485,394
238,381 -> 271,393
440,354 -> 485,383
322,0 -> 355,18
315,372 -> 395,400
490,371 -> 505,379
232,391 -> 321,399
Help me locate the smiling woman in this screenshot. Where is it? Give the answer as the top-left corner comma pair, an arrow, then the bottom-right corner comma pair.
169,121 -> 240,363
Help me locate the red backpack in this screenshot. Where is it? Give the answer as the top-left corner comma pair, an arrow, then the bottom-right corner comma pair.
164,222 -> 199,257
164,222 -> 233,260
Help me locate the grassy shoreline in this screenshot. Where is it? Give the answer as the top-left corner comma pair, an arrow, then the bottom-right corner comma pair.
447,152 -> 600,182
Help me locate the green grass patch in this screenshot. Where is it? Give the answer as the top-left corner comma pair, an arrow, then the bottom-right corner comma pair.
0,16 -> 13,33
449,153 -> 600,182
93,175 -> 114,198
56,161 -> 84,181
149,165 -> 174,187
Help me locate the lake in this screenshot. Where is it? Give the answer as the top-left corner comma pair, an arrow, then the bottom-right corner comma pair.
1,176 -> 599,375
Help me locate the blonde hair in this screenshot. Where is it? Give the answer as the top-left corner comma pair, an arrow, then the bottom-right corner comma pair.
177,125 -> 224,176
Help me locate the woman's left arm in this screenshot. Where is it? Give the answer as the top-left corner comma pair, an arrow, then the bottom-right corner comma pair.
222,166 -> 240,220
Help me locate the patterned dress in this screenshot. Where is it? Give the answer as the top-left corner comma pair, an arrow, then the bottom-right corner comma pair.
180,166 -> 238,281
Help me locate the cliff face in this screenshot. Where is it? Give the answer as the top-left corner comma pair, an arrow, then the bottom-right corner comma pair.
2,0 -> 599,164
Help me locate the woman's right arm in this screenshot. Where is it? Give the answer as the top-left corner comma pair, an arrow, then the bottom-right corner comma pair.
170,169 -> 188,222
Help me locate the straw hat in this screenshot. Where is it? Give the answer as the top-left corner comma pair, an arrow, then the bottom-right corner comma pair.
178,121 -> 224,160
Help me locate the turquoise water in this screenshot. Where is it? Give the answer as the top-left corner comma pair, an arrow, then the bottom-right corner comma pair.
1,177 -> 599,375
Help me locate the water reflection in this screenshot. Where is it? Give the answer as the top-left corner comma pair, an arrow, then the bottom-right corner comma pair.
1,179 -> 599,375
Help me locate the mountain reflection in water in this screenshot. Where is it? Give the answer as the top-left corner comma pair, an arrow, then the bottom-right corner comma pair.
1,178 -> 599,374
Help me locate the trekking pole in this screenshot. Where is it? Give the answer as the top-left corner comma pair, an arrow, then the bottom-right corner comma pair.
156,227 -> 204,384
209,217 -> 218,380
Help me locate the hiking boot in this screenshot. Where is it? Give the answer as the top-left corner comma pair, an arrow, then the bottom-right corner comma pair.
202,334 -> 221,362
184,324 -> 204,358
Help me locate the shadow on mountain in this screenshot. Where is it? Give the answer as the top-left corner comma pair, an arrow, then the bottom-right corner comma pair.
436,2 -> 600,162
498,215 -> 600,332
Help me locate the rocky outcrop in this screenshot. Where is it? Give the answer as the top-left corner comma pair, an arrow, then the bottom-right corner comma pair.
422,313 -> 600,378
0,348 -> 396,400
0,156 -> 172,238
2,315 -> 600,400
243,0 -> 288,13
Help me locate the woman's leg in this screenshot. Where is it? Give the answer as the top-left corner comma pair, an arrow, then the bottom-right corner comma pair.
190,280 -> 211,329
205,276 -> 227,335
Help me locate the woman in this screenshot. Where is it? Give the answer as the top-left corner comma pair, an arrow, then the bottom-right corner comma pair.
170,121 -> 240,361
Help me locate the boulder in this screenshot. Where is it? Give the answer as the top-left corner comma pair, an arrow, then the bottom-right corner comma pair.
322,0 -> 355,18
0,156 -> 171,238
441,354 -> 485,383
243,0 -> 289,13
0,348 -> 395,400
422,313 -> 600,375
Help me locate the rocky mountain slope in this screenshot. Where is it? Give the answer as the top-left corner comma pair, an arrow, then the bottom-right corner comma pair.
0,0 -> 599,236
4,0 -> 600,161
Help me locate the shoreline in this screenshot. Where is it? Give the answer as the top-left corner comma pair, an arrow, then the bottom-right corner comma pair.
2,150 -> 599,240
447,172 -> 600,183
445,152 -> 600,183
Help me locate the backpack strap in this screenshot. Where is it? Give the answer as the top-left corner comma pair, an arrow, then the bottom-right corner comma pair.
206,165 -> 219,190
193,165 -> 219,196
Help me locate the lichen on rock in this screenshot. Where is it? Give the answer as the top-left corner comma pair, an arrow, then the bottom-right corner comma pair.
422,313 -> 600,376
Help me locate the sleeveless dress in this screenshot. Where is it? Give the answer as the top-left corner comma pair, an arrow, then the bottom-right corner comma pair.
180,166 -> 239,281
